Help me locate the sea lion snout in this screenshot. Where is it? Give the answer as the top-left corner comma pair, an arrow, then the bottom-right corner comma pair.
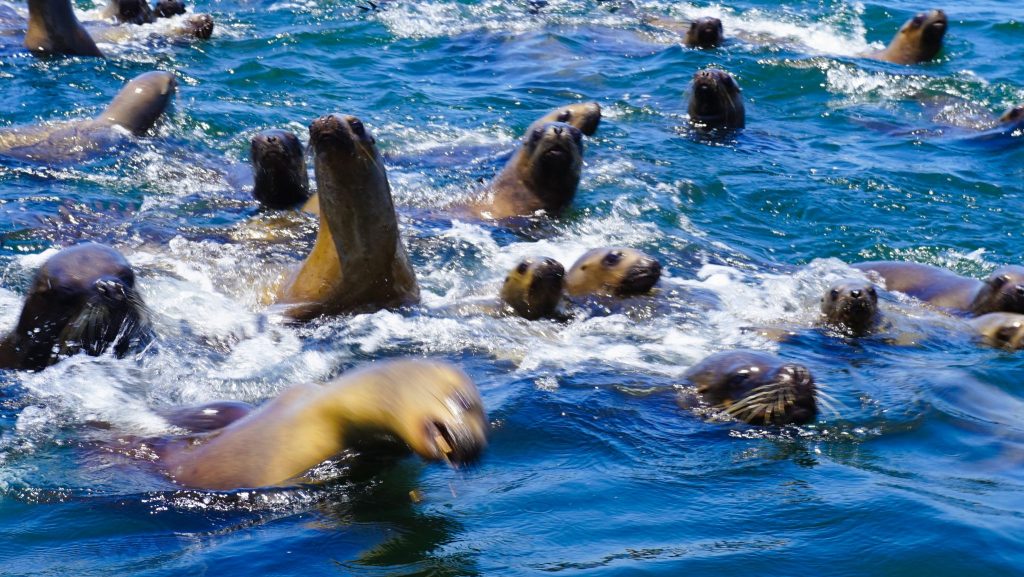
620,257 -> 662,295
310,114 -> 371,150
94,277 -> 128,304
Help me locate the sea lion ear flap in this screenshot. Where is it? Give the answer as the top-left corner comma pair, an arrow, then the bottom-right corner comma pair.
988,274 -> 1011,289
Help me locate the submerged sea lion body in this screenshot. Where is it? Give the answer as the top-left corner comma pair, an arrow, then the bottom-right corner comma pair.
564,247 -> 662,298
688,68 -> 744,129
866,9 -> 947,65
680,350 -> 818,426
274,114 -> 419,320
820,278 -> 880,336
158,359 -> 487,490
853,261 -> 1024,316
473,121 -> 584,219
0,243 -> 153,371
250,129 -> 311,210
499,256 -> 566,320
0,71 -> 176,162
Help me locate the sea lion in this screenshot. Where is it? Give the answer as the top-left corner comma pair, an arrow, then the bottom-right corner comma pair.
966,313 -> 1024,350
680,350 -> 818,425
999,105 -> 1024,126
527,102 -> 602,137
853,261 -> 1024,316
25,0 -> 103,56
685,16 -> 724,49
499,256 -> 565,320
866,9 -> 947,65
274,114 -> 419,320
102,0 -> 214,39
688,68 -> 745,129
820,278 -> 880,336
0,243 -> 153,372
473,122 -> 584,219
564,247 -> 662,298
0,71 -> 176,162
158,359 -> 487,490
250,129 -> 311,210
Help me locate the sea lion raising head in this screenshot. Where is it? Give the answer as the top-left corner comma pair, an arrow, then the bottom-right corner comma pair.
98,70 -> 177,136
565,247 -> 662,298
274,114 -> 419,320
0,244 -> 153,371
250,129 -> 311,210
500,257 -> 565,320
868,9 -> 947,65
682,350 -> 818,426
25,0 -> 103,56
688,68 -> 745,129
685,17 -> 723,49
527,102 -> 602,137
477,121 -> 584,219
820,278 -> 880,336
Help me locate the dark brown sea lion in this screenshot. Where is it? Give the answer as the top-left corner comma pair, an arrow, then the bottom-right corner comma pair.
158,359 -> 487,490
527,102 -> 602,137
500,256 -> 565,320
25,0 -> 103,56
680,350 -> 818,425
820,278 -> 880,336
853,261 -> 1024,316
966,313 -> 1024,350
0,71 -> 176,162
250,129 -> 311,210
274,114 -> 419,320
154,0 -> 187,17
685,16 -> 724,49
472,121 -> 584,219
564,247 -> 662,298
102,0 -> 214,39
866,9 -> 947,65
0,243 -> 153,371
688,68 -> 745,129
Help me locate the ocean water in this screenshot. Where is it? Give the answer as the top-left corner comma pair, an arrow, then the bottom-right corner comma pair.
0,0 -> 1023,574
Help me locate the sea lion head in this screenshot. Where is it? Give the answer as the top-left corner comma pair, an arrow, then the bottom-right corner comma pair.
969,313 -> 1024,350
531,102 -> 602,136
500,257 -> 565,320
820,278 -> 879,335
688,68 -> 745,129
250,129 -> 310,209
7,244 -> 152,371
308,113 -> 386,197
683,350 -> 818,426
98,71 -> 177,136
999,105 -> 1024,126
154,0 -> 187,17
565,247 -> 662,297
181,14 -> 215,39
971,266 -> 1024,315
685,17 -> 724,49
105,0 -> 155,24
519,121 -> 584,213
889,9 -> 947,63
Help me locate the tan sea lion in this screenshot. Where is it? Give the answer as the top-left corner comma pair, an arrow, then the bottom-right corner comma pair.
25,0 -> 103,56
0,71 -> 176,162
526,102 -> 602,137
564,247 -> 662,298
820,278 -> 880,336
274,114 -> 419,320
853,261 -> 1024,316
250,129 -> 311,210
499,256 -> 565,320
966,313 -> 1024,350
866,9 -> 947,65
688,68 -> 745,129
680,350 -> 818,425
472,121 -> 584,220
158,359 -> 487,490
0,243 -> 153,372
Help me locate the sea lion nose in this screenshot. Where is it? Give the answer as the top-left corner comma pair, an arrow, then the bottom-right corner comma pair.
553,125 -> 563,136
850,289 -> 862,298
266,135 -> 277,143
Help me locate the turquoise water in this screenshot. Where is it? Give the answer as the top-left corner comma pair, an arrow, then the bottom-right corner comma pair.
1,0 -> 1024,574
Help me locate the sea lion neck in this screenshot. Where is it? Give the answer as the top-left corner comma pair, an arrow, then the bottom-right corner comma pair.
26,0 -> 103,57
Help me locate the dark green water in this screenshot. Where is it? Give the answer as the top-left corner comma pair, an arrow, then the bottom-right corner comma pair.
0,0 -> 1023,575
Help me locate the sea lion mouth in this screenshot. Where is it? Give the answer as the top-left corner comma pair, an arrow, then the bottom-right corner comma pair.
725,364 -> 818,426
618,260 -> 662,295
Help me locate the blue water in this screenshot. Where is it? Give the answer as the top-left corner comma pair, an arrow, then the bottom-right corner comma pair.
1,0 -> 1024,575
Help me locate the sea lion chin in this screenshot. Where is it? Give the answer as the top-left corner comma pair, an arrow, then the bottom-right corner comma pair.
681,350 -> 818,426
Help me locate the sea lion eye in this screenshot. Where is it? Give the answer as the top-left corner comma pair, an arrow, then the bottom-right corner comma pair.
911,14 -> 926,27
529,128 -> 544,144
557,111 -> 571,122
349,119 -> 366,137
990,274 -> 1011,288
830,289 -> 840,301
516,262 -> 529,275
601,251 -> 623,267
